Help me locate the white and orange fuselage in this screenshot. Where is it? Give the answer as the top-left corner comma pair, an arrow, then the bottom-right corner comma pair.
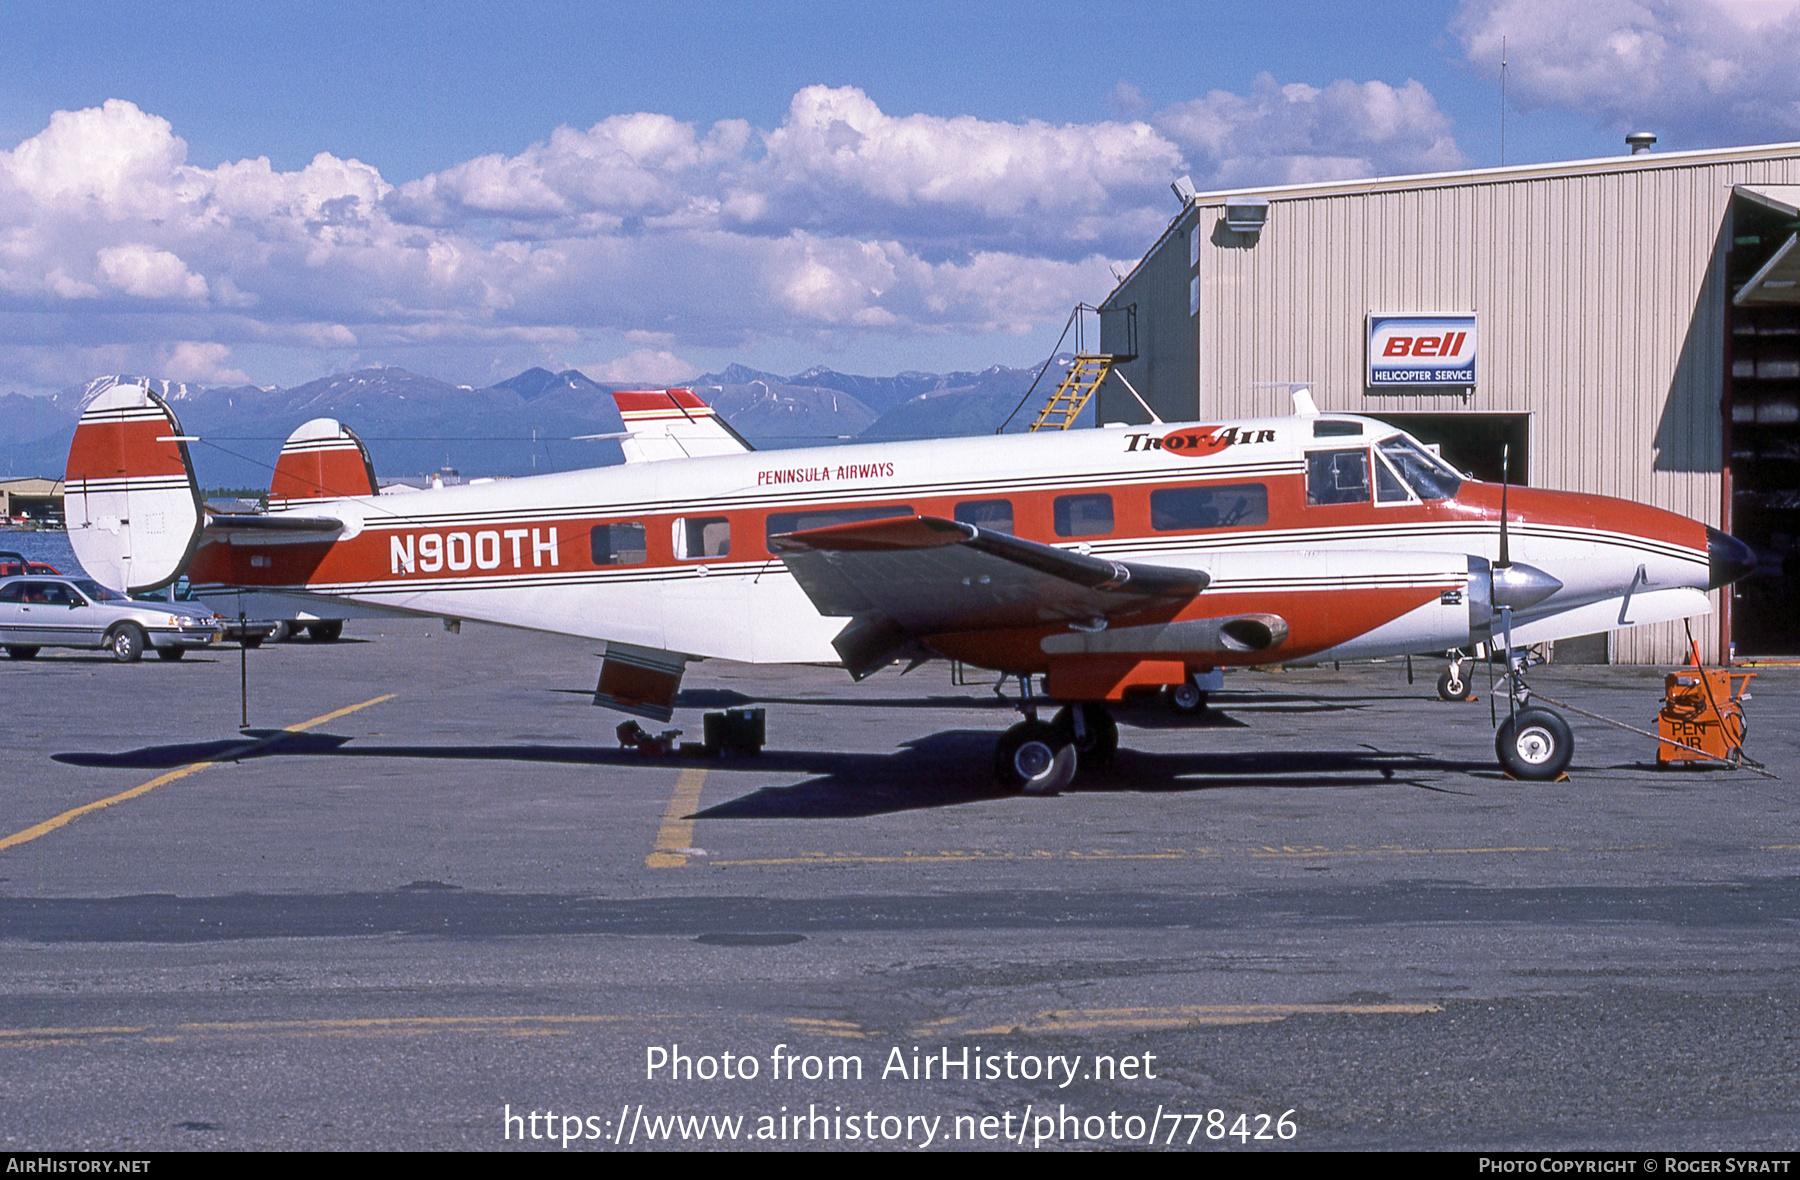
62,383 -> 1738,712
216,424 -> 1718,675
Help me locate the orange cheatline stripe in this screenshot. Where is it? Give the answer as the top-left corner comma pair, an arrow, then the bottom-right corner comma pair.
0,694 -> 396,853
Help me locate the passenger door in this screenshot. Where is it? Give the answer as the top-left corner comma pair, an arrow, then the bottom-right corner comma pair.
0,582 -> 28,643
33,582 -> 95,646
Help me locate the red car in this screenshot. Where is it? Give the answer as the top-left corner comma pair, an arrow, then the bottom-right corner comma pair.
0,550 -> 59,578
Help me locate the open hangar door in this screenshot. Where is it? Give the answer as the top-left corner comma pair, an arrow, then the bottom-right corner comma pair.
1729,186 -> 1800,657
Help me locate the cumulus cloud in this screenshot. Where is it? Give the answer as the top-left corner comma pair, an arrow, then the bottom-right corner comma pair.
0,81 -> 1464,391
1156,74 -> 1465,187
160,341 -> 249,384
587,348 -> 698,385
95,244 -> 208,300
1456,0 -> 1800,143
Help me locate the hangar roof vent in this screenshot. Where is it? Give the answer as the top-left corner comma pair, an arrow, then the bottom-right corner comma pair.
1626,131 -> 1657,154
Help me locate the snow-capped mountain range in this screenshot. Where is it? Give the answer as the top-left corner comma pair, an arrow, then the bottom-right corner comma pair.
0,359 -> 1081,487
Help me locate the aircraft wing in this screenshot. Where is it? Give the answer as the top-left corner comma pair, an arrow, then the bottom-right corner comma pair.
770,515 -> 1207,677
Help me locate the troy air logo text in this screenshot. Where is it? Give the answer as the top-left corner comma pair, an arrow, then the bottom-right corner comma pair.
1126,425 -> 1276,456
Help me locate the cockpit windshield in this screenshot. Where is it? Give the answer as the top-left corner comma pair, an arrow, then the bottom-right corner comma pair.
1377,435 -> 1463,501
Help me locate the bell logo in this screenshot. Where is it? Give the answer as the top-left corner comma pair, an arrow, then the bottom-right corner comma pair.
1381,332 -> 1468,359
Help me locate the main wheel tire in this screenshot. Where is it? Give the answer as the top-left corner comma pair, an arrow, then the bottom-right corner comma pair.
240,636 -> 263,650
1052,703 -> 1119,769
156,646 -> 185,661
1495,707 -> 1574,780
5,646 -> 40,660
994,720 -> 1078,795
306,620 -> 343,642
1437,668 -> 1475,702
1166,681 -> 1207,715
267,621 -> 293,642
109,623 -> 146,663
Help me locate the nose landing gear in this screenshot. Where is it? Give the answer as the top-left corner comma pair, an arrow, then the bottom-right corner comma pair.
1491,623 -> 1573,780
1495,707 -> 1574,779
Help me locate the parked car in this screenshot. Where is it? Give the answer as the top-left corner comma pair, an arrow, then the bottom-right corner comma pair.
136,579 -> 279,648
0,576 -> 223,662
0,550 -> 60,578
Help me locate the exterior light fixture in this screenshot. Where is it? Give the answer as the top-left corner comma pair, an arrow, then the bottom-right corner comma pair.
1223,196 -> 1270,237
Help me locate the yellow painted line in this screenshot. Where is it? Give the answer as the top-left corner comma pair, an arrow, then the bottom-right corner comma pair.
646,768 -> 708,868
953,1002 -> 1441,1035
0,1005 -> 1438,1047
0,1011 -> 867,1048
0,694 -> 395,854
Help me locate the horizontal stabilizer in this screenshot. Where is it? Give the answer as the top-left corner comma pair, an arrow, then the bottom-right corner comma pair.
64,383 -> 203,592
612,389 -> 753,462
202,512 -> 347,544
270,418 -> 378,507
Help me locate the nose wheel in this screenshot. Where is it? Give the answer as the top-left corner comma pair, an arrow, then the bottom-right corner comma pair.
1489,625 -> 1574,780
1495,707 -> 1574,780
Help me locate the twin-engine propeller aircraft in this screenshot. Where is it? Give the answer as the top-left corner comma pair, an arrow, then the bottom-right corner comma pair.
63,382 -> 1754,788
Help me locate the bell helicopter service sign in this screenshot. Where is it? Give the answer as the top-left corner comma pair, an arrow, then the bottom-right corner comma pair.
1367,314 -> 1477,387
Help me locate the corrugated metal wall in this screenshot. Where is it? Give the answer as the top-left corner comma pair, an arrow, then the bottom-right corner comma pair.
1110,149 -> 1800,663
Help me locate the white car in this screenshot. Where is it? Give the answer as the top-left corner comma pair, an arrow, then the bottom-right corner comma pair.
0,576 -> 223,662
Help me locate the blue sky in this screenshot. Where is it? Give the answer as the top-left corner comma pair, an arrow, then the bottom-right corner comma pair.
1,0 -> 1794,393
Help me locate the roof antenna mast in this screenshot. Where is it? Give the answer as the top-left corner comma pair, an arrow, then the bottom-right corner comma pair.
1500,36 -> 1508,168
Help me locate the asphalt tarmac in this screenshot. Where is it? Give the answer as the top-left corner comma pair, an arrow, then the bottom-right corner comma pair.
1,618 -> 1797,1151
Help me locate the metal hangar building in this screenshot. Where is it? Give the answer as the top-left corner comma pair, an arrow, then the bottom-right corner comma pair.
1098,140 -> 1800,664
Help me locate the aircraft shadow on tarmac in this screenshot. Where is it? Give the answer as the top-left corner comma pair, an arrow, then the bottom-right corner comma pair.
53,722 -> 1488,819
667,686 -> 1390,720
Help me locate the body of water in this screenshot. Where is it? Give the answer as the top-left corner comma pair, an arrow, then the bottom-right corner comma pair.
0,529 -> 82,576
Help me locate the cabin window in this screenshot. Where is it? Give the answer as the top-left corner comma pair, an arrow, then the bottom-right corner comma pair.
954,499 -> 1014,534
0,583 -> 21,602
1306,449 -> 1371,506
765,505 -> 912,544
1150,483 -> 1268,531
673,516 -> 731,559
1053,493 -> 1114,537
591,522 -> 647,565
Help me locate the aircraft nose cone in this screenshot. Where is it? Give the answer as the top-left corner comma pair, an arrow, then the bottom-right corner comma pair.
1707,526 -> 1756,590
1491,561 -> 1563,611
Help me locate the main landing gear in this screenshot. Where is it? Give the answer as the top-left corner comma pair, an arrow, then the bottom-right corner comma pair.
1437,650 -> 1477,702
992,676 -> 1118,795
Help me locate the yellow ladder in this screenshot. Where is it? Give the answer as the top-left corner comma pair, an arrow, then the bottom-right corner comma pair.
1028,354 -> 1114,431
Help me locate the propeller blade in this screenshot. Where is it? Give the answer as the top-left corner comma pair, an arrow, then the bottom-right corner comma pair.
1498,441 -> 1511,569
